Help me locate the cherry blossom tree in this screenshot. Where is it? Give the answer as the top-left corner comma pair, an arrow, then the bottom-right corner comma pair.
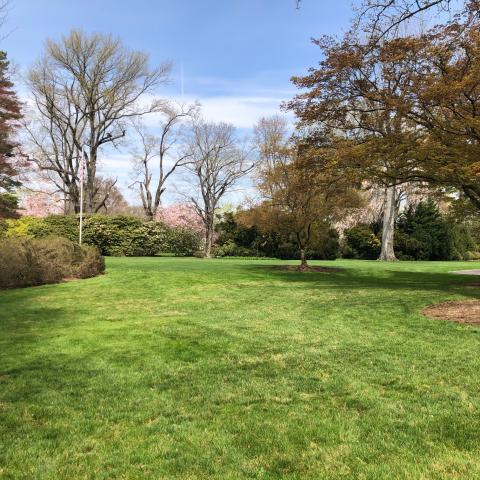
156,203 -> 204,233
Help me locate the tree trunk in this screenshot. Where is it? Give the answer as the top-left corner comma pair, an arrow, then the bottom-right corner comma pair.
204,216 -> 214,258
300,248 -> 308,268
378,185 -> 398,261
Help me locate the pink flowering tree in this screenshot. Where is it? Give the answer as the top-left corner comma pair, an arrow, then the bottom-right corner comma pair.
19,191 -> 63,217
156,203 -> 204,234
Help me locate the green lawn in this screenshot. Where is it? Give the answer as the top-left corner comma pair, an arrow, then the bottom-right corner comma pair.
1,258 -> 480,479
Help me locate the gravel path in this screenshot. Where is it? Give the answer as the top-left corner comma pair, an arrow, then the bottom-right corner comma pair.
450,269 -> 480,275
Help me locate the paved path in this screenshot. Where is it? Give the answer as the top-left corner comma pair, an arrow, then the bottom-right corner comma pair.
450,269 -> 480,275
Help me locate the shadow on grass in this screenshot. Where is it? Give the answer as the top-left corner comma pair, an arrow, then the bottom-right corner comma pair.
241,263 -> 480,299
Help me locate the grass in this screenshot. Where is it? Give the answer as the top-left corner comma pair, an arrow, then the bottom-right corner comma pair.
1,257 -> 480,479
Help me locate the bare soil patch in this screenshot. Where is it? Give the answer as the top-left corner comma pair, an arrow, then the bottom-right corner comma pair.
268,265 -> 343,273
422,300 -> 480,325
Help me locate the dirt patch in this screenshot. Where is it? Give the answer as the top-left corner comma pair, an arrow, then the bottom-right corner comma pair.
268,265 -> 343,273
422,300 -> 480,326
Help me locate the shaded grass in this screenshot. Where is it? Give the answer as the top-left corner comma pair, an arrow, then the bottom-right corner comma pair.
1,258 -> 480,479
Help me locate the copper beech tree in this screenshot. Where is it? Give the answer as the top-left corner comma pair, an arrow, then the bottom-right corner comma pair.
288,32 -> 420,260
288,3 -> 480,260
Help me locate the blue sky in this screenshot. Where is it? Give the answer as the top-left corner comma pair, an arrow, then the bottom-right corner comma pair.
2,0 -> 355,205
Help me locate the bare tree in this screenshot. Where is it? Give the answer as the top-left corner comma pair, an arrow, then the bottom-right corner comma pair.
185,120 -> 254,257
253,115 -> 291,172
354,0 -> 456,41
296,0 -> 469,41
130,103 -> 198,220
27,29 -> 171,213
93,176 -> 129,214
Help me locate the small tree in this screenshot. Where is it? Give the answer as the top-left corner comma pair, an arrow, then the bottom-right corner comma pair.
242,144 -> 361,269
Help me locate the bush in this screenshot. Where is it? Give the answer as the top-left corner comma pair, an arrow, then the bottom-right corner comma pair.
75,245 -> 106,278
82,215 -> 144,256
0,220 -> 7,238
29,215 -> 79,242
4,214 -> 202,257
167,227 -> 202,256
213,240 -> 255,258
4,216 -> 44,237
0,236 -> 104,289
464,251 -> 480,261
343,224 -> 381,259
214,212 -> 339,260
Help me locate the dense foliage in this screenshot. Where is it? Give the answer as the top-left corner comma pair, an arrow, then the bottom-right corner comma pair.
213,212 -> 340,260
342,224 -> 382,260
0,236 -> 104,289
2,214 -> 201,257
342,200 -> 479,261
395,200 -> 477,261
0,52 -> 22,219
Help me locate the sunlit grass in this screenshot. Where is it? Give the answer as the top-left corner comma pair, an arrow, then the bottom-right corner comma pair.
1,257 -> 480,479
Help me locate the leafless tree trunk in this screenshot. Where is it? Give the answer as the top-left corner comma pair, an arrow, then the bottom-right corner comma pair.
185,119 -> 254,257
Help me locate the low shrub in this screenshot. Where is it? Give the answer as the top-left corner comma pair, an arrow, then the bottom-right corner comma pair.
463,250 -> 480,261
82,215 -> 144,256
4,216 -> 44,238
0,236 -> 104,289
167,227 -> 202,256
75,245 -> 106,278
343,224 -> 381,260
0,220 -> 7,238
212,240 -> 255,258
214,212 -> 340,260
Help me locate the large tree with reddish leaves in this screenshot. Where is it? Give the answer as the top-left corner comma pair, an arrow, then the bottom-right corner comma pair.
0,51 -> 22,219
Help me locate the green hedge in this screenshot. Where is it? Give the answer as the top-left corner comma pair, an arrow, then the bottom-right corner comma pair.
0,236 -> 105,289
4,214 -> 201,257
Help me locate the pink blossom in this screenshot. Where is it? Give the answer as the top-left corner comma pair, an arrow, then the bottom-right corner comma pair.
19,191 -> 63,217
156,203 -> 204,233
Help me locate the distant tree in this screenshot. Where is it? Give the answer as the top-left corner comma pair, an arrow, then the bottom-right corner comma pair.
27,29 -> 171,213
130,103 -> 198,220
0,51 -> 22,219
185,119 -> 253,257
253,115 -> 291,172
156,203 -> 204,234
91,177 -> 130,215
20,190 -> 63,217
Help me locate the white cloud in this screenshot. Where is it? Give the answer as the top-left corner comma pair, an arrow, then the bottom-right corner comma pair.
198,95 -> 291,129
141,93 -> 293,130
